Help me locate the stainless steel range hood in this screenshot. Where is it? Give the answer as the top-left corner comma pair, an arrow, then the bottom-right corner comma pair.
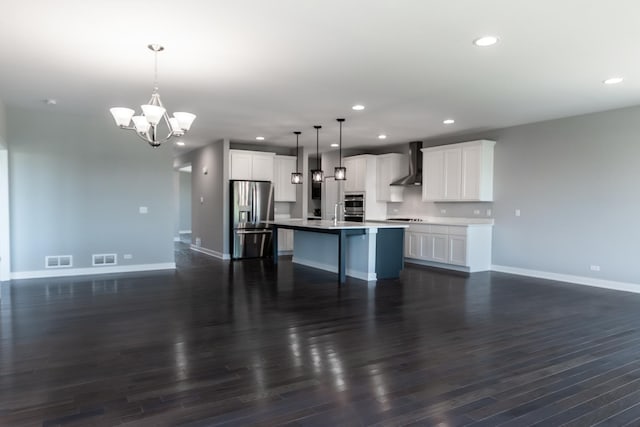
390,141 -> 423,186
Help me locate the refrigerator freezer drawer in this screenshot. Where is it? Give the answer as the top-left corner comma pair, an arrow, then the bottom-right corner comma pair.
232,229 -> 273,259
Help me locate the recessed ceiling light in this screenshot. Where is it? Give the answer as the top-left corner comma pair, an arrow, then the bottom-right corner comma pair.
330,143 -> 339,148
603,77 -> 623,85
352,104 -> 365,111
175,141 -> 185,146
443,119 -> 455,125
256,136 -> 265,141
473,36 -> 499,47
378,134 -> 387,139
44,98 -> 57,106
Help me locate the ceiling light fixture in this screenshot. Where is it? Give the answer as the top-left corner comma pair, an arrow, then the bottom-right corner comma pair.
334,118 -> 346,181
312,125 -> 324,183
473,36 -> 499,47
256,136 -> 265,140
330,143 -> 339,148
443,119 -> 455,124
603,77 -> 624,85
378,134 -> 387,140
291,131 -> 303,184
352,104 -> 365,111
175,141 -> 185,146
109,44 -> 196,148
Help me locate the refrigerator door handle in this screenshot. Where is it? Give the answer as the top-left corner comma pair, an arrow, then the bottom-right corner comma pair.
236,230 -> 272,235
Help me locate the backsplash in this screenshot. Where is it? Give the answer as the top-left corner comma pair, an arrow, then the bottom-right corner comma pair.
386,186 -> 494,218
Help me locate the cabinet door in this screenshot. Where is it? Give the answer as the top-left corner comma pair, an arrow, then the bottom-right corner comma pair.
274,156 -> 296,202
443,148 -> 462,200
407,232 -> 422,258
230,151 -> 253,180
448,235 -> 467,265
343,158 -> 357,192
426,234 -> 449,263
376,158 -> 389,201
423,150 -> 444,200
462,145 -> 481,200
252,154 -> 275,181
355,157 -> 367,192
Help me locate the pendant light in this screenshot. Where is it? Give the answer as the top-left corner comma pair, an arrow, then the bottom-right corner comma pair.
311,125 -> 324,183
334,118 -> 346,180
291,131 -> 303,184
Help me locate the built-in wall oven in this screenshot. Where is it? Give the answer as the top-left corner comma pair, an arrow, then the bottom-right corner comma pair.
344,193 -> 365,222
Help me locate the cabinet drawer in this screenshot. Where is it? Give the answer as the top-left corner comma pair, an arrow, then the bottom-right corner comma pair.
429,225 -> 449,235
448,226 -> 467,236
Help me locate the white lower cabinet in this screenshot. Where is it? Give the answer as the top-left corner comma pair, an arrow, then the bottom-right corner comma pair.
404,223 -> 491,272
278,229 -> 294,253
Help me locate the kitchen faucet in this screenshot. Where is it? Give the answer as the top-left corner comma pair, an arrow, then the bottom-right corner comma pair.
333,202 -> 345,225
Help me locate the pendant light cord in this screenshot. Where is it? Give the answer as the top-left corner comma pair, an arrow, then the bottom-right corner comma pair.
339,121 -> 342,167
296,133 -> 299,172
153,49 -> 159,91
316,127 -> 320,170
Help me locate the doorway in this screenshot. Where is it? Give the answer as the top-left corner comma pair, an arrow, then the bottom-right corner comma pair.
0,149 -> 10,281
176,164 -> 192,244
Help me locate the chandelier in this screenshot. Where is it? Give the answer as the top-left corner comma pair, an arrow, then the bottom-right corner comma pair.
109,44 -> 196,148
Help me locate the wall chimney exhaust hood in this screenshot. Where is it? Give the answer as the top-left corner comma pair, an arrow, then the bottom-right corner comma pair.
391,141 -> 423,186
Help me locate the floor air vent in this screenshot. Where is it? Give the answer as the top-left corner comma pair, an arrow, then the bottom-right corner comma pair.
92,254 -> 117,266
45,255 -> 73,268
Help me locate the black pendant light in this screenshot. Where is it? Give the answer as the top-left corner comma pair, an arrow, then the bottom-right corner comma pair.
334,118 -> 346,180
311,125 -> 324,183
291,131 -> 302,184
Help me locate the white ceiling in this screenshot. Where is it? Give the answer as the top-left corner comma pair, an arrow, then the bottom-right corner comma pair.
1,0 -> 639,153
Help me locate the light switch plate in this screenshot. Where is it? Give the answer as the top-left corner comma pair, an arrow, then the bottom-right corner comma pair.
139,206 -> 148,214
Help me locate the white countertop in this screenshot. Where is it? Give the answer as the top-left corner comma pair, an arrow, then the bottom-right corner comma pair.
269,219 -> 409,230
385,216 -> 494,226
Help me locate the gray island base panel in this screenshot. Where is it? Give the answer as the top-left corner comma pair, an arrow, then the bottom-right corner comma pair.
270,220 -> 408,284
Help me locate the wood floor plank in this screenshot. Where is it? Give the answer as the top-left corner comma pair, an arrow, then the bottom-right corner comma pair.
2,243 -> 640,426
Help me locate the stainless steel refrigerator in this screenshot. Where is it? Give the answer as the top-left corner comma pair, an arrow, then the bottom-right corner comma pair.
230,180 -> 274,259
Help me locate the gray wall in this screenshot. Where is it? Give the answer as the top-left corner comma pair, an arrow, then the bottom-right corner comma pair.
180,140 -> 229,256
387,106 -> 640,284
0,99 -> 6,148
7,106 -> 176,272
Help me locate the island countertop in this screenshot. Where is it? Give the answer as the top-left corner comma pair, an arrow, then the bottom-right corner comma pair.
268,219 -> 409,230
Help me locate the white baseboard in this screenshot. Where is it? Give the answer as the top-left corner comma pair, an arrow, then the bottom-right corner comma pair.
179,230 -> 192,234
292,257 -> 376,281
190,244 -> 230,260
10,262 -> 176,280
491,264 -> 640,294
405,258 -> 471,273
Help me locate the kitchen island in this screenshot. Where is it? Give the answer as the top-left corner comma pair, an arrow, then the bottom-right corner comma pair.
270,219 -> 408,284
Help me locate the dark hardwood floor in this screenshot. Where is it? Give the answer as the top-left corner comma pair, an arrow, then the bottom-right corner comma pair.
2,244 -> 640,426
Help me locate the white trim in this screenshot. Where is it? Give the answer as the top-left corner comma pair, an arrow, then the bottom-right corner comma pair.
0,149 -> 10,282
173,237 -> 180,242
405,257 -> 471,273
190,244 -> 230,260
178,230 -> 192,234
10,262 -> 176,280
491,264 -> 640,294
292,257 -> 377,281
277,250 -> 294,256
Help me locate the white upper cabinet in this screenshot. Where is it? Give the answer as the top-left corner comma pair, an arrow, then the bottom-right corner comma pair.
229,149 -> 275,181
273,155 -> 297,202
343,156 -> 367,192
376,153 -> 408,202
422,140 -> 495,202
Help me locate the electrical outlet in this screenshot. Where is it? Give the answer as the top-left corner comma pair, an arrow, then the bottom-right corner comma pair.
473,209 -> 480,215
440,209 -> 447,214
393,208 -> 398,213
515,209 -> 521,217
123,254 -> 133,260
139,206 -> 148,214
590,265 -> 601,272
486,209 -> 492,216
200,196 -> 204,204
195,237 -> 202,247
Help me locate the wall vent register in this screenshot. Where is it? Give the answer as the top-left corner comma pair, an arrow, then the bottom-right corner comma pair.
45,255 -> 73,268
92,254 -> 117,266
